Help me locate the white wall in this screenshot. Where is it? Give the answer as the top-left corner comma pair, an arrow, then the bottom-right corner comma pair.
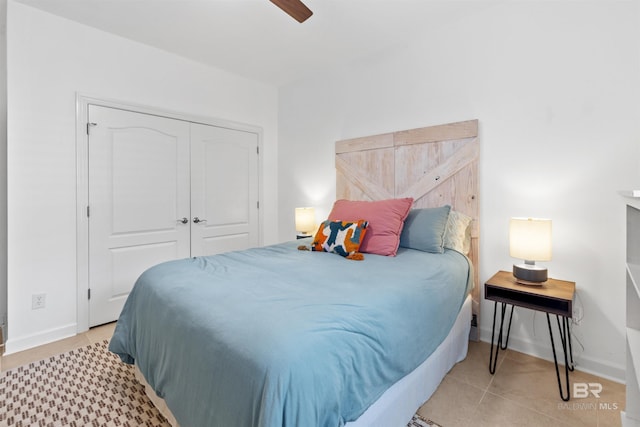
278,1 -> 640,382
6,1 -> 279,353
0,0 -> 6,348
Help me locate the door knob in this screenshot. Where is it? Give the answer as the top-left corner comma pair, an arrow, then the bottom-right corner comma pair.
177,217 -> 188,224
193,217 -> 207,224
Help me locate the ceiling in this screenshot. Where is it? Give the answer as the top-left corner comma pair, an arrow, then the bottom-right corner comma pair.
15,0 -> 492,87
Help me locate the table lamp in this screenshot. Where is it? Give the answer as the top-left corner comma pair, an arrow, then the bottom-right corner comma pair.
509,217 -> 552,285
295,207 -> 316,238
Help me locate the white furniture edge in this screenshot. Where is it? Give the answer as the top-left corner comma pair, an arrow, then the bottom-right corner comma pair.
624,197 -> 640,424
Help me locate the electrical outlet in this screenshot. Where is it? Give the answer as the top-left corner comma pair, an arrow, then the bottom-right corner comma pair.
32,293 -> 46,310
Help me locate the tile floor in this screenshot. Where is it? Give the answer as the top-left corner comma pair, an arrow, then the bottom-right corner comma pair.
417,341 -> 625,426
1,322 -> 117,372
1,324 -> 626,427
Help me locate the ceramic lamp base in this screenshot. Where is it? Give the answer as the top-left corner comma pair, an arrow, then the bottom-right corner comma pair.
513,263 -> 547,284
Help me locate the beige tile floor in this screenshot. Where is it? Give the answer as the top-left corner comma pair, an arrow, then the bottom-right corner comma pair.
417,341 -> 625,426
1,322 -> 117,372
1,325 -> 626,427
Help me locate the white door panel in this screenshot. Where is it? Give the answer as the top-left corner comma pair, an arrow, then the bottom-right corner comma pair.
202,234 -> 251,256
191,124 -> 259,257
110,241 -> 180,296
110,131 -> 181,234
88,105 -> 191,327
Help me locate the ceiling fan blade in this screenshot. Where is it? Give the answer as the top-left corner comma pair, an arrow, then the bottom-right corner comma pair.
270,0 -> 313,23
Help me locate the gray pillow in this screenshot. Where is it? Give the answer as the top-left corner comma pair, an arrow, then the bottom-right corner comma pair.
399,205 -> 451,253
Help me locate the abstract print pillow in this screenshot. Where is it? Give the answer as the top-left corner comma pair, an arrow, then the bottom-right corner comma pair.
312,219 -> 369,260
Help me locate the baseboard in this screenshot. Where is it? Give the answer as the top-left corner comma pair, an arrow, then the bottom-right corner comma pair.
622,411 -> 640,427
479,326 -> 626,384
4,323 -> 78,355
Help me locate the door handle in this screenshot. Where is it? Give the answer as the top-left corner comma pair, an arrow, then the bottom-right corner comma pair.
193,217 -> 207,224
177,217 -> 188,224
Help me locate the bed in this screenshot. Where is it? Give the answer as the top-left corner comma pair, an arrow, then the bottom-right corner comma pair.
109,119 -> 480,427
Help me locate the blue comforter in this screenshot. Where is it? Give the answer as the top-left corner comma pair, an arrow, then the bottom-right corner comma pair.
109,241 -> 471,427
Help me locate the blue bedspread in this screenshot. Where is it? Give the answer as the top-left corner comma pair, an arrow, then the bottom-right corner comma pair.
109,241 -> 471,427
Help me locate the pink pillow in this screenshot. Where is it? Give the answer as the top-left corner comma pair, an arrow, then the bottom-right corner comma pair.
328,198 -> 414,256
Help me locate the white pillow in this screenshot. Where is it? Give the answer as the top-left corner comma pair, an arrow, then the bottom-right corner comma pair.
443,210 -> 472,254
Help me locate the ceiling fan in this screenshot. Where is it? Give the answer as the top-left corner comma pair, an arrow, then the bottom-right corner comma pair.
270,0 -> 313,23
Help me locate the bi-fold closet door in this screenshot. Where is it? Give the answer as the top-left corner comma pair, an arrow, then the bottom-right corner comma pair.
87,105 -> 259,326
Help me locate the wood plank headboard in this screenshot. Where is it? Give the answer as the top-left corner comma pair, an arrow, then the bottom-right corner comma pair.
335,119 -> 480,332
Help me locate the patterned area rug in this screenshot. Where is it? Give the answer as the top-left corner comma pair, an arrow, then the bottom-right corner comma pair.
0,340 -> 170,427
0,340 -> 442,427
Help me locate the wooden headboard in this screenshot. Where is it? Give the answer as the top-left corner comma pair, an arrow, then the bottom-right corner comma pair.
335,119 -> 480,332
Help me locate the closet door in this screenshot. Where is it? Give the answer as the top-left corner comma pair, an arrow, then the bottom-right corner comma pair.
190,123 -> 259,257
87,105 -> 191,326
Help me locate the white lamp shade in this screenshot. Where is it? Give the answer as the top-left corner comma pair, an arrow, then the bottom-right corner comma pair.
295,207 -> 316,234
509,217 -> 552,261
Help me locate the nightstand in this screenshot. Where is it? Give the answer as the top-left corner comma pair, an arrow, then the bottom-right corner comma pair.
485,270 -> 576,401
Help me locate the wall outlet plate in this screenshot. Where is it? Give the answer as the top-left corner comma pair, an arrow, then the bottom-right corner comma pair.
32,293 -> 46,310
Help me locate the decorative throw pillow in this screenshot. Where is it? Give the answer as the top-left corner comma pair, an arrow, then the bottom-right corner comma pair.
443,210 -> 473,254
311,219 -> 369,260
328,198 -> 413,256
399,205 -> 451,254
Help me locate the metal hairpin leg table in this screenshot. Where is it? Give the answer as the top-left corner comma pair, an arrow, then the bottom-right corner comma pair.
485,271 -> 576,401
